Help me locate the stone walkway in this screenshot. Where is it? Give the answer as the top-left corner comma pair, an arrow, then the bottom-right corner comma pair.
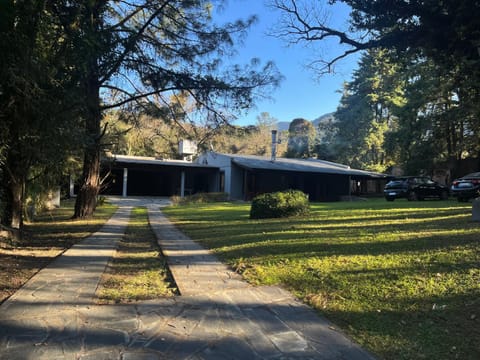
0,198 -> 376,359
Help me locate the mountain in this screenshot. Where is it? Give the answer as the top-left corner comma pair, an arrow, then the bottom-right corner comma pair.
277,121 -> 290,132
313,112 -> 335,127
276,112 -> 335,132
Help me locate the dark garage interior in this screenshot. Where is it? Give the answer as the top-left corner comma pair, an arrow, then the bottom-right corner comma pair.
100,159 -> 218,197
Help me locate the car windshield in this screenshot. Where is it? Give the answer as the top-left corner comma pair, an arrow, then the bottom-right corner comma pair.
385,179 -> 407,187
386,180 -> 406,186
386,177 -> 436,186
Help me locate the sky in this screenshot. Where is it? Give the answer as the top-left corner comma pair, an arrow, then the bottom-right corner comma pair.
214,0 -> 360,126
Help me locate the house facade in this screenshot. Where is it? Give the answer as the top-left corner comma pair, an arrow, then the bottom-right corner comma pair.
196,152 -> 387,201
93,152 -> 387,201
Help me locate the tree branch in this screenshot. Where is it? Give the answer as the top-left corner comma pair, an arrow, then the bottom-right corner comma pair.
99,0 -> 173,84
270,0 -> 379,72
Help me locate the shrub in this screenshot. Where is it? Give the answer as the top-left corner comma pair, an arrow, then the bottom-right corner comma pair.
171,192 -> 228,205
250,190 -> 310,219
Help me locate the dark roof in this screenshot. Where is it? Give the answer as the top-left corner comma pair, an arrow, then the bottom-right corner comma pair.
107,154 -> 218,170
222,153 -> 386,178
107,153 -> 386,178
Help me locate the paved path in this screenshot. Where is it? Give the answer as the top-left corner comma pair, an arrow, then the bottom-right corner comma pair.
0,198 -> 376,359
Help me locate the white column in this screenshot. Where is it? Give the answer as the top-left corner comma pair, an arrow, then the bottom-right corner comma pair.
180,171 -> 186,197
122,168 -> 128,197
69,175 -> 75,197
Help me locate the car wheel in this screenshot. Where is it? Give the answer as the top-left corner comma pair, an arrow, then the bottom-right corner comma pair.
386,197 -> 394,202
407,192 -> 417,201
440,191 -> 448,200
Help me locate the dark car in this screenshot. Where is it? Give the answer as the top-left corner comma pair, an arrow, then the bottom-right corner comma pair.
384,176 -> 449,201
451,172 -> 480,202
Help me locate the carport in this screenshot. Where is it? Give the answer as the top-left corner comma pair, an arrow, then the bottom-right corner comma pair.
101,155 -> 219,197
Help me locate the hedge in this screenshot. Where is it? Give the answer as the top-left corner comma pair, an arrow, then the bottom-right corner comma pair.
171,192 -> 229,205
250,190 -> 310,219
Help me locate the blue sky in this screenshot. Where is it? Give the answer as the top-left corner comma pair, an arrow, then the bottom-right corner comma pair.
215,0 -> 360,126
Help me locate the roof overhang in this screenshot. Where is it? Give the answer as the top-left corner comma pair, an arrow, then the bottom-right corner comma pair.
104,154 -> 219,171
229,156 -> 387,179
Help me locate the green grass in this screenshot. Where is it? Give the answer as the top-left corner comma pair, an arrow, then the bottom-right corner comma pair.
162,199 -> 480,360
96,207 -> 177,303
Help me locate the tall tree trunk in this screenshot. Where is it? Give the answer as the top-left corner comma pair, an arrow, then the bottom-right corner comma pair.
0,171 -> 13,229
9,178 -> 24,229
0,153 -> 26,230
74,144 -> 101,218
73,56 -> 102,219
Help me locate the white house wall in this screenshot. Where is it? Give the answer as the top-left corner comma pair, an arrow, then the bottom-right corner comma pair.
230,163 -> 245,200
197,152 -> 234,198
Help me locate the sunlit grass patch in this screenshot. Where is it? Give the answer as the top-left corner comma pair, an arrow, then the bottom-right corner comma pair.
162,199 -> 480,360
96,207 -> 177,303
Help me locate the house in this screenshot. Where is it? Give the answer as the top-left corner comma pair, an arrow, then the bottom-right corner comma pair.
96,150 -> 387,201
196,152 -> 388,201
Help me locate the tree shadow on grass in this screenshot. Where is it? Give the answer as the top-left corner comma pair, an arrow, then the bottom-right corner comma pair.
322,292 -> 480,360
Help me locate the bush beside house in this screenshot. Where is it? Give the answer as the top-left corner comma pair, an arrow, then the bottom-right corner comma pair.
250,190 -> 310,219
171,192 -> 229,205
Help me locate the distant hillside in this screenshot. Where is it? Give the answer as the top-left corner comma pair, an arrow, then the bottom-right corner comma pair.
276,112 -> 335,132
313,112 -> 336,127
277,121 -> 290,132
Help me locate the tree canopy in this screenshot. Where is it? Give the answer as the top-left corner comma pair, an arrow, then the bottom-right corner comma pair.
0,0 -> 281,229
286,118 -> 316,158
58,0 -> 281,218
272,0 -> 480,75
0,0 -> 83,229
273,0 -> 480,175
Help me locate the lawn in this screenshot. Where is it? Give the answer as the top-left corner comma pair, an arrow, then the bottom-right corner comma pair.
162,199 -> 480,360
96,207 -> 177,303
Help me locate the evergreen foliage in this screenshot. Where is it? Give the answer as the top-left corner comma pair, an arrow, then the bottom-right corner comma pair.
328,49 -> 405,172
0,1 -> 281,228
0,0 -> 82,229
274,0 -> 480,175
55,0 -> 281,219
313,48 -> 480,175
250,190 -> 310,219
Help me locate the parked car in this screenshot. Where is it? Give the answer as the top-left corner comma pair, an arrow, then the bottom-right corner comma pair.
384,176 -> 449,201
451,172 -> 480,202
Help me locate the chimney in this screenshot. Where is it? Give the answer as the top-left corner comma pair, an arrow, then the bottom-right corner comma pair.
271,130 -> 277,161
